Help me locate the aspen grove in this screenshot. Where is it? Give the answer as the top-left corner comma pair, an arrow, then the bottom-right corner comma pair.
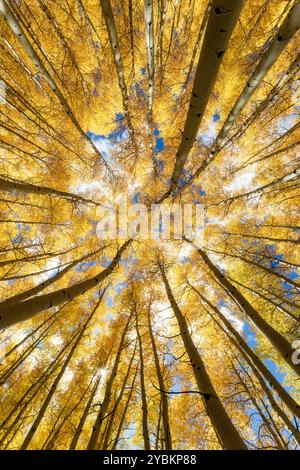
0,0 -> 299,450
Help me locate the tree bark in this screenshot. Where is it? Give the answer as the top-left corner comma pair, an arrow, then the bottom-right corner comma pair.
147,305 -> 172,449
190,285 -> 300,421
136,311 -> 151,450
190,244 -> 300,376
0,240 -> 132,329
160,264 -> 247,449
168,0 -> 244,193
20,296 -> 104,449
87,312 -> 132,449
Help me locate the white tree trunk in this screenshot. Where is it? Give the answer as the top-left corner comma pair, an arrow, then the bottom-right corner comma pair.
0,240 -> 132,329
196,0 -> 300,176
0,0 -> 109,168
169,0 -> 244,191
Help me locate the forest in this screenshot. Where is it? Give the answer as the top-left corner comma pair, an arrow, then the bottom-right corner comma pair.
0,0 -> 299,450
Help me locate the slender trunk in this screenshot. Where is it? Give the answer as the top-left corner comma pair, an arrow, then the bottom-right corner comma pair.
0,240 -> 132,329
238,359 -> 290,449
20,297 -> 103,449
190,245 -> 300,376
87,313 -> 132,449
147,306 -> 172,449
0,176 -> 101,206
101,343 -> 136,449
160,264 -> 246,449
233,341 -> 300,446
69,372 -> 102,450
0,327 -> 78,446
44,379 -> 93,450
99,0 -> 137,150
0,0 -> 109,168
179,2 -> 212,105
232,363 -> 286,449
0,248 -> 103,311
111,366 -> 138,450
168,0 -> 244,193
194,0 -> 300,177
224,52 -> 300,147
0,304 -> 66,364
136,312 -> 151,450
190,285 -> 300,422
227,276 -> 299,323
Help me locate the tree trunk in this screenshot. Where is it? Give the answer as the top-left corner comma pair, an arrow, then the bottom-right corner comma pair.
160,264 -> 247,449
232,363 -> 286,449
111,366 -> 138,450
0,176 -> 102,206
87,312 -> 132,449
0,0 -> 109,168
190,285 -> 300,422
147,305 -> 172,449
0,240 -> 132,329
101,343 -> 137,449
195,0 -> 300,176
20,296 -> 104,449
0,248 -> 103,311
136,311 -> 151,450
191,245 -> 300,376
69,372 -> 102,450
168,0 -> 244,193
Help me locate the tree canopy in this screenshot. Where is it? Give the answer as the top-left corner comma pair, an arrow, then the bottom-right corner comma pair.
0,0 -> 299,450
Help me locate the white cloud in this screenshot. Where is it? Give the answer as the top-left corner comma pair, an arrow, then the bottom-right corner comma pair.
224,165 -> 257,192
219,306 -> 244,333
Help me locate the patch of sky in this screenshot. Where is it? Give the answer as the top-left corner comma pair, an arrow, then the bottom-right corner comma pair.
200,121 -> 217,146
141,67 -> 146,76
131,192 -> 140,203
131,269 -> 144,280
269,253 -> 284,269
153,128 -> 165,153
135,82 -> 146,99
285,270 -> 300,280
120,254 -> 136,272
170,377 -> 182,394
115,281 -> 128,294
263,358 -> 286,385
104,313 -> 114,321
277,113 -> 298,135
99,256 -> 111,267
243,322 -> 257,349
105,296 -> 114,308
17,223 -> 31,232
281,281 -> 294,299
212,112 -> 220,122
86,113 -> 129,163
74,260 -> 98,273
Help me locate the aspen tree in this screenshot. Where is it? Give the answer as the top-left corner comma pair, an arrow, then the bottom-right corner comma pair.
188,242 -> 300,376
159,262 -> 247,449
87,312 -> 132,450
0,0 -> 110,169
189,285 -> 300,421
0,240 -> 132,328
163,0 -> 244,197
147,303 -> 172,449
181,0 -> 300,191
135,308 -> 151,449
20,294 -> 104,449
